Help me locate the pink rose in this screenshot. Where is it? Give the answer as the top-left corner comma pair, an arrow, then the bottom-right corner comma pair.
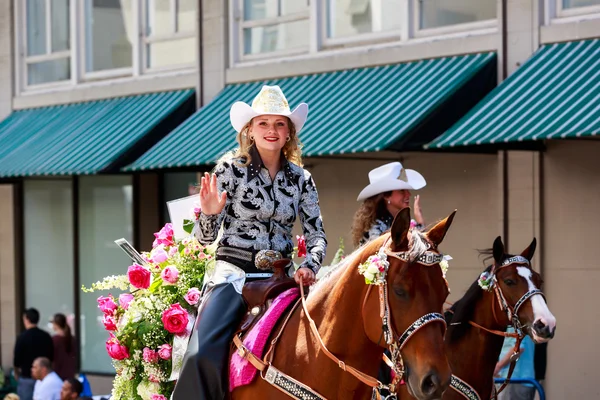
161,304 -> 189,335
168,246 -> 178,256
97,296 -> 118,315
106,333 -> 129,360
153,223 -> 174,248
102,315 -> 118,331
151,395 -> 167,400
152,247 -> 169,264
143,347 -> 159,364
127,264 -> 151,289
184,288 -> 201,306
158,343 -> 172,360
119,293 -> 134,310
161,266 -> 179,285
296,235 -> 307,258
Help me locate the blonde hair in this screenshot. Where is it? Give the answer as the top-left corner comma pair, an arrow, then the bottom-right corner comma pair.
4,394 -> 20,400
220,117 -> 303,167
351,192 -> 391,247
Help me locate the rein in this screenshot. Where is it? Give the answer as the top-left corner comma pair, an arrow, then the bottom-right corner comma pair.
448,257 -> 545,400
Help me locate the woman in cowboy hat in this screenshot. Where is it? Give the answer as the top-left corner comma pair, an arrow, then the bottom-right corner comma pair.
172,85 -> 327,400
351,161 -> 426,247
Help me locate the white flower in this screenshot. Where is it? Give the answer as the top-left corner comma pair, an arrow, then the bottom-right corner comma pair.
439,260 -> 449,278
366,263 -> 380,275
137,380 -> 160,400
364,272 -> 375,282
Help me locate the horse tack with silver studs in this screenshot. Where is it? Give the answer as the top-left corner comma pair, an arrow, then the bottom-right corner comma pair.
450,375 -> 481,400
397,313 -> 447,350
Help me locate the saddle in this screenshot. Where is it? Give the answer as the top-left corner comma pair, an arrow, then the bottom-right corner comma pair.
239,259 -> 296,333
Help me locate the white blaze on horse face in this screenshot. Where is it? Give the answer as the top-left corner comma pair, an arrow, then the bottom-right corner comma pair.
516,267 -> 556,341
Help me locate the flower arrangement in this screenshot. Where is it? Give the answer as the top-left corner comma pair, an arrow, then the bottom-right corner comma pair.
478,271 -> 494,291
358,249 -> 389,285
83,222 -> 214,400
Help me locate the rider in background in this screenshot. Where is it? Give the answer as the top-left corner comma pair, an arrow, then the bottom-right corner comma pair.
351,161 -> 427,248
172,85 -> 327,400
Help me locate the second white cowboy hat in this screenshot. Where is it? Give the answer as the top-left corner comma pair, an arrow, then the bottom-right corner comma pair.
230,85 -> 309,133
357,162 -> 426,201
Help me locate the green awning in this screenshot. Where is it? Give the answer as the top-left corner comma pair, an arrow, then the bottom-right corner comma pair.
0,90 -> 194,177
128,52 -> 495,170
427,39 -> 600,149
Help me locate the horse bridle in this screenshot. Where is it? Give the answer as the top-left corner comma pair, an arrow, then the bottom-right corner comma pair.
490,255 -> 545,335
369,238 -> 449,394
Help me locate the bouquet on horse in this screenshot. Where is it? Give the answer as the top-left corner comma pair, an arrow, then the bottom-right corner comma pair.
83,214 -> 213,400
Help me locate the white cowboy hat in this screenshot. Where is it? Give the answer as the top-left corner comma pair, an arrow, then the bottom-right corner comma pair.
230,85 -> 309,133
357,162 -> 426,201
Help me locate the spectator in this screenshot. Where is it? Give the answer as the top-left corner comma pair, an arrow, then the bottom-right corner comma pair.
59,379 -> 82,400
13,309 -> 54,400
31,358 -> 61,400
50,314 -> 76,380
494,327 -> 536,400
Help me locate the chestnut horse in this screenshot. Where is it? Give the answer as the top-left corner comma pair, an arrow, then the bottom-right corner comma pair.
397,236 -> 556,400
232,208 -> 455,400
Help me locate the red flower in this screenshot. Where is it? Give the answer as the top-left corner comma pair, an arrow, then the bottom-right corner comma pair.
161,304 -> 189,335
296,235 -> 307,258
106,333 -> 129,360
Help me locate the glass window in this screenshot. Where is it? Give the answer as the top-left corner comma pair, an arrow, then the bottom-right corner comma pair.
563,0 -> 600,7
79,176 -> 133,373
163,172 -> 198,220
84,0 -> 133,73
24,0 -> 70,85
24,180 -> 75,336
326,0 -> 403,39
145,0 -> 197,68
419,0 -> 496,30
241,0 -> 309,56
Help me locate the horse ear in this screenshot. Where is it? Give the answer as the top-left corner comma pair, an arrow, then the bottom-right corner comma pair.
493,236 -> 505,264
520,238 -> 537,261
391,207 -> 411,250
426,210 -> 457,247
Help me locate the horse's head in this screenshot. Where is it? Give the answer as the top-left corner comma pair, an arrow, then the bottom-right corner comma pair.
490,236 -> 556,343
362,208 -> 454,400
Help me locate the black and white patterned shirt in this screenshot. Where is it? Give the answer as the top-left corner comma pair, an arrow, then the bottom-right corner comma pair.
195,146 -> 327,273
360,213 -> 423,246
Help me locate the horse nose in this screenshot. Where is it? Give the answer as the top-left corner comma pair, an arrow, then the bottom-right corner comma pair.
419,370 -> 447,399
533,319 -> 555,339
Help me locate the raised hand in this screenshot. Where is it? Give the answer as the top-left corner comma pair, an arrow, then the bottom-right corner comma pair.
199,172 -> 227,215
413,194 -> 425,226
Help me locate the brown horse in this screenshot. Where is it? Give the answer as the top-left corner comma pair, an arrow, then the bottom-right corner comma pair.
398,236 -> 556,400
232,208 -> 455,400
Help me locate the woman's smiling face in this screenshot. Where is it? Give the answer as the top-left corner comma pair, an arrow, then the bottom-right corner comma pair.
250,115 -> 291,153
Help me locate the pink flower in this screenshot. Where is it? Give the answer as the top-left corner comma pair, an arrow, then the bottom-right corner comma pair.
152,395 -> 167,400
296,235 -> 307,258
193,206 -> 201,220
152,247 -> 169,264
102,315 -> 118,331
143,347 -> 159,364
106,333 -> 129,360
119,293 -> 134,310
153,223 -> 174,248
127,264 -> 151,289
168,246 -> 178,256
97,296 -> 118,315
161,304 -> 189,335
158,344 -> 172,360
161,266 -> 179,285
184,288 -> 201,306
149,375 -> 161,383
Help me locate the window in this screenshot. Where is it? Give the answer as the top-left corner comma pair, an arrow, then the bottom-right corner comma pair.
23,0 -> 71,85
18,0 -> 197,91
144,0 -> 197,69
326,0 -> 403,40
24,180 -> 75,336
418,0 -> 496,31
78,176 -> 133,373
239,0 -> 310,57
562,0 -> 600,8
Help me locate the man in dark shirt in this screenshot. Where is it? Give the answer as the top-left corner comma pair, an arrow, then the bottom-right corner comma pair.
13,308 -> 54,400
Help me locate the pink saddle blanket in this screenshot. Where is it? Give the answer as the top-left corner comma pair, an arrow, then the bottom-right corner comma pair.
229,287 -> 300,392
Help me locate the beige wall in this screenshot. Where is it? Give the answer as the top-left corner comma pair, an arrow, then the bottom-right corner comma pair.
305,152 -> 501,302
543,140 -> 600,398
202,0 -> 228,104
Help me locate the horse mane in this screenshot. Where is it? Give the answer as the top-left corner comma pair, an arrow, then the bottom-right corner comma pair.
310,229 -> 431,297
446,247 -> 505,343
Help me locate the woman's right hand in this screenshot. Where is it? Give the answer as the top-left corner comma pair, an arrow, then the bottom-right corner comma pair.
199,172 -> 227,215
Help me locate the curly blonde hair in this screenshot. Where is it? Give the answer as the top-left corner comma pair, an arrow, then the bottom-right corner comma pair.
220,117 -> 303,167
351,192 -> 391,247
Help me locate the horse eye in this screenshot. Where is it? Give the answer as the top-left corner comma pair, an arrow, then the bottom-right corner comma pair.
504,279 -> 516,286
394,287 -> 408,298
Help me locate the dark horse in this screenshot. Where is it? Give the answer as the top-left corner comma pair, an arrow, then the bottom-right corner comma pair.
399,236 -> 556,400
232,208 -> 456,400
